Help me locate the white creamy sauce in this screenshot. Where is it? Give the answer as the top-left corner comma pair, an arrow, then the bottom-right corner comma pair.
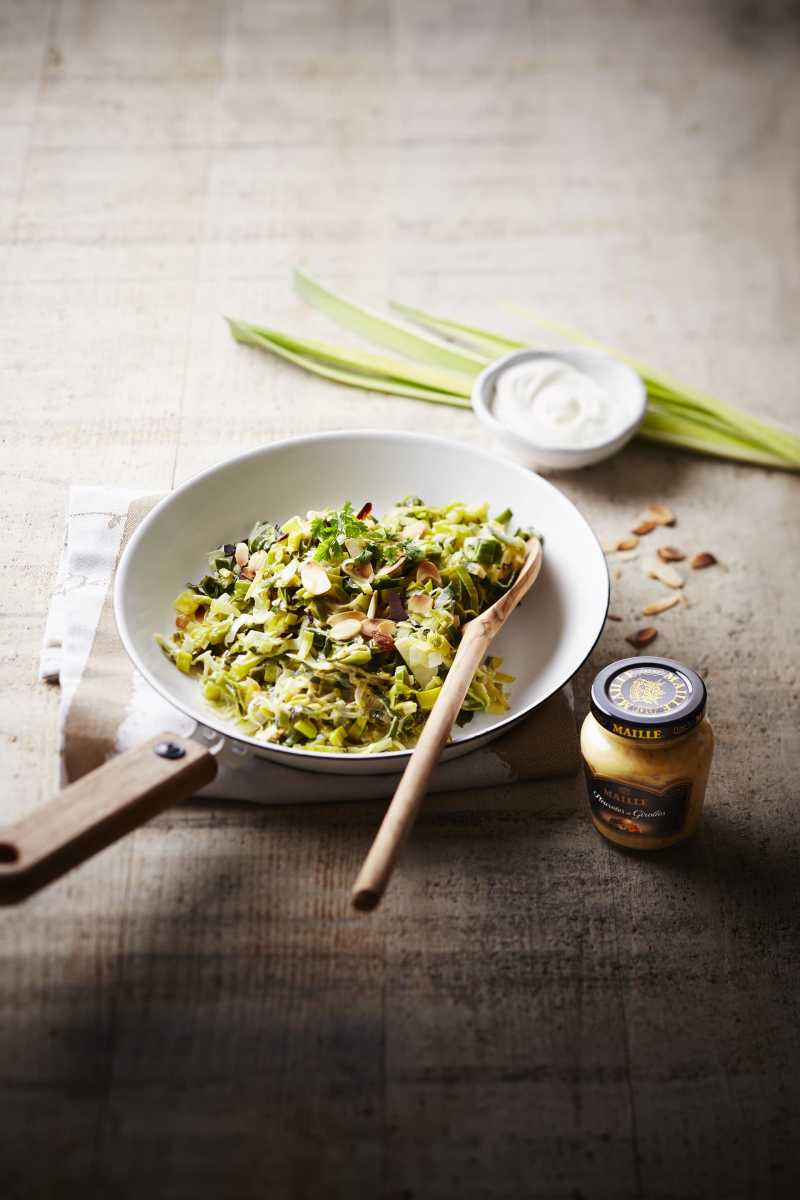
493,358 -> 630,449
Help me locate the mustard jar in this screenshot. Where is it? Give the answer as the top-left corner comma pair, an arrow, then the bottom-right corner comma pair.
580,657 -> 714,850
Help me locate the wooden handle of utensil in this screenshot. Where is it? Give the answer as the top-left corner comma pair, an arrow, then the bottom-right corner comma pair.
351,537 -> 543,912
0,734 -> 217,905
351,621 -> 492,912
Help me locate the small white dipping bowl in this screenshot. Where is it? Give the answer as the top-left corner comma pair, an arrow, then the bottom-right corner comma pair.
472,348 -> 647,471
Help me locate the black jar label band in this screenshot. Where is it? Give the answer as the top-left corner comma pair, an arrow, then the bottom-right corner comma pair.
584,765 -> 691,838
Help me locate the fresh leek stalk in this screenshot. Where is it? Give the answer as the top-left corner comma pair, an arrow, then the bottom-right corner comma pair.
226,272 -> 800,472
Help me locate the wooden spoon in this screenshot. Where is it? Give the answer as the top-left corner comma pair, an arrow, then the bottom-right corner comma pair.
351,537 -> 543,911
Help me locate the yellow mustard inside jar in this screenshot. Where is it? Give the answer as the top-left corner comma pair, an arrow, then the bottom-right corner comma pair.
581,657 -> 714,850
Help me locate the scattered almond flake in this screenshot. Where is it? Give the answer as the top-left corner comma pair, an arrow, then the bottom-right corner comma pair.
632,519 -> 657,536
299,560 -> 332,595
327,617 -> 363,641
406,592 -> 433,616
645,502 -> 676,526
607,613 -> 623,622
626,626 -> 658,648
644,557 -> 684,589
416,559 -> 442,586
235,541 -> 250,566
602,539 -> 621,554
618,535 -> 639,551
361,617 -> 396,639
402,519 -> 429,540
328,609 -> 364,627
376,555 -> 407,579
642,595 -> 680,616
657,546 -> 685,562
344,558 -> 374,581
616,550 -> 639,562
691,551 -> 718,569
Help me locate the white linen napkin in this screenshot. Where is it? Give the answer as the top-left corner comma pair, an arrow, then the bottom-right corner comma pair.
40,487 -> 579,805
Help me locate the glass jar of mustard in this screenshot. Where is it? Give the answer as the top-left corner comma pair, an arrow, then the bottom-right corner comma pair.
580,657 -> 714,850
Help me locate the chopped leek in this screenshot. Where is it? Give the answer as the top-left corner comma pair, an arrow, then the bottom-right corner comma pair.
158,499 -> 536,753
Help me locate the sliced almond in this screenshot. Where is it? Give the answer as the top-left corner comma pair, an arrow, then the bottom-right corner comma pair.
642,595 -> 680,616
328,609 -> 364,627
644,557 -> 684,589
327,617 -> 363,641
416,559 -> 442,586
344,537 -> 365,557
604,535 -> 639,554
344,558 -> 374,582
402,519 -> 429,540
607,613 -> 622,622
632,519 -> 657,536
247,549 -> 267,572
240,567 -> 256,580
657,546 -> 685,562
235,541 -> 250,566
300,560 -> 332,595
376,555 -> 407,579
626,626 -> 658,648
406,592 -> 433,616
362,618 -> 396,639
616,550 -> 639,562
691,552 -> 717,570
646,502 -> 676,526
362,617 -> 395,650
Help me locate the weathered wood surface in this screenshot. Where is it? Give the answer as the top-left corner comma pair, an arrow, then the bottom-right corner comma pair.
1,2 -> 799,1197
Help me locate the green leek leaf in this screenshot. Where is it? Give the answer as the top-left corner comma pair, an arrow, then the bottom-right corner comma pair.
226,319 -> 470,409
389,300 -> 523,358
294,269 -> 487,374
243,321 -> 475,396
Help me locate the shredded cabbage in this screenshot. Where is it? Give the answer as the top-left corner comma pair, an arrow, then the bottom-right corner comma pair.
157,498 -> 538,753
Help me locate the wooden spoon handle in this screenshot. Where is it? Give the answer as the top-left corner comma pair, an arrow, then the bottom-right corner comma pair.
351,621 -> 492,911
0,734 -> 217,905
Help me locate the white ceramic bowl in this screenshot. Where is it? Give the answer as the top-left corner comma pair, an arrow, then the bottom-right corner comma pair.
472,349 -> 647,471
115,430 -> 609,775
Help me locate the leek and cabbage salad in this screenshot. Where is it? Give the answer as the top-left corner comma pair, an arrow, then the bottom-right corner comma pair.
157,498 -> 537,754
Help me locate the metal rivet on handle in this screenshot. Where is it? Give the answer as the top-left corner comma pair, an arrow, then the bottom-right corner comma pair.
154,741 -> 186,760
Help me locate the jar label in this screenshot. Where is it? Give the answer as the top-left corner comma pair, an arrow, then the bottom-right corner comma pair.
584,764 -> 691,837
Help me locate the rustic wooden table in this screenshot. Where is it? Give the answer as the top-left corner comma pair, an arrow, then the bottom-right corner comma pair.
2,3 -> 799,1197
